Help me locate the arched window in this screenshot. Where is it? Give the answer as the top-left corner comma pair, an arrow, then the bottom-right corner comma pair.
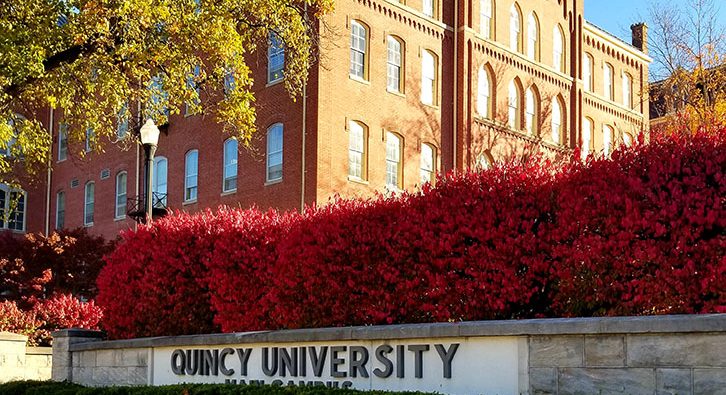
553,25 -> 565,72
583,53 -> 594,92
222,139 -> 237,192
84,182 -> 94,226
582,117 -> 593,159
510,4 -> 522,53
115,171 -> 127,219
622,72 -> 632,108
480,0 -> 493,39
604,63 -> 614,100
185,150 -> 198,202
551,98 -> 563,143
348,121 -> 367,180
56,191 -> 65,229
527,13 -> 539,60
525,87 -> 539,134
386,36 -> 403,93
153,156 -> 168,206
385,132 -> 403,190
623,132 -> 633,147
421,50 -> 438,105
268,32 -> 285,83
603,125 -> 613,157
420,143 -> 436,185
350,20 -> 368,80
266,123 -> 283,182
477,66 -> 494,118
508,80 -> 522,129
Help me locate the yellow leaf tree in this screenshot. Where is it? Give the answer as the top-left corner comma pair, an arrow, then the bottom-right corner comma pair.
0,0 -> 334,183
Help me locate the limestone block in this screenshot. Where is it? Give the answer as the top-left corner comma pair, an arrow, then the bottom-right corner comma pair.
80,351 -> 97,367
96,349 -> 114,367
558,368 -> 656,395
529,368 -> 556,395
584,335 -> 625,367
627,334 -> 726,367
127,366 -> 148,385
694,369 -> 726,395
530,336 -> 584,368
656,368 -> 691,395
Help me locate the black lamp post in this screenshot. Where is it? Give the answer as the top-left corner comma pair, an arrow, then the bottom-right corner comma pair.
140,119 -> 160,224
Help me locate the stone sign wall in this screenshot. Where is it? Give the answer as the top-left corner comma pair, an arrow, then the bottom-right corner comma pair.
0,332 -> 52,383
52,315 -> 726,395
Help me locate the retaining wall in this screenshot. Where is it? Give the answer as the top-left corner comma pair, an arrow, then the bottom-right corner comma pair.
52,315 -> 726,394
0,332 -> 53,383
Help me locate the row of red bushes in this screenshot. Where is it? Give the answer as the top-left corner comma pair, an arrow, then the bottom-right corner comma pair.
97,132 -> 725,339
0,229 -> 111,344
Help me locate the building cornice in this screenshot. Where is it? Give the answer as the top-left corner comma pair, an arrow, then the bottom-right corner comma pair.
584,22 -> 653,64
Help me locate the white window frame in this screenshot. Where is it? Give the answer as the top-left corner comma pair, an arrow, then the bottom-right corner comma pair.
185,150 -> 198,202
551,99 -> 562,143
423,0 -> 434,18
115,172 -> 127,219
84,181 -> 94,226
350,21 -> 367,80
525,87 -> 537,134
386,36 -> 403,93
266,124 -> 283,182
153,156 -> 168,207
508,80 -> 520,129
385,132 -> 403,190
603,125 -> 613,157
56,190 -> 65,229
582,118 -> 593,160
510,4 -> 522,53
58,123 -> 68,161
604,63 -> 614,100
553,25 -> 564,73
622,72 -> 632,108
0,185 -> 26,232
420,143 -> 435,185
583,53 -> 593,92
223,139 -> 238,192
527,13 -> 539,60
477,67 -> 492,118
268,32 -> 285,83
348,121 -> 366,180
480,0 -> 492,39
421,50 -> 437,105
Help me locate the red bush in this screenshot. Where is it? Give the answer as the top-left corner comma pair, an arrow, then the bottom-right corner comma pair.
96,131 -> 726,339
0,301 -> 41,340
97,210 -> 224,339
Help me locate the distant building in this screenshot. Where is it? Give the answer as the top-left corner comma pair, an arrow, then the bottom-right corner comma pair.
4,0 -> 651,239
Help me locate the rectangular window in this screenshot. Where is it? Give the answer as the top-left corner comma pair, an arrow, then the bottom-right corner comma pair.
480,0 -> 492,38
7,191 -> 25,232
350,21 -> 367,79
420,144 -> 435,185
186,65 -> 201,115
84,128 -> 94,152
58,124 -> 68,161
423,0 -> 434,17
117,103 -> 129,138
268,33 -> 285,83
623,73 -> 632,108
583,54 -> 593,92
385,132 -> 402,189
266,124 -> 283,182
56,191 -> 65,229
84,182 -> 94,226
223,139 -> 238,192
115,172 -> 127,219
604,64 -> 614,100
387,37 -> 402,93
185,150 -> 198,201
348,121 -> 366,180
147,75 -> 170,119
421,50 -> 436,105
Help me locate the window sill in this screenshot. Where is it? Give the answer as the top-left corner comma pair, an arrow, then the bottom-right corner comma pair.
182,199 -> 198,206
114,216 -> 126,222
265,179 -> 283,186
220,190 -> 237,197
84,223 -> 93,227
387,89 -> 406,98
266,78 -> 284,88
348,176 -> 369,185
421,102 -> 440,110
56,158 -> 67,164
349,75 -> 370,85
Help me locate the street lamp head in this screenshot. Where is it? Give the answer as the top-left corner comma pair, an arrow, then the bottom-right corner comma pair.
140,118 -> 160,146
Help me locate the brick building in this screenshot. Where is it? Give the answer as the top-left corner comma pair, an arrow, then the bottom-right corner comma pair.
4,0 -> 651,240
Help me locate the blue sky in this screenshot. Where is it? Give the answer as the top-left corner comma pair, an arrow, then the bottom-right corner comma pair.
584,0 -> 726,43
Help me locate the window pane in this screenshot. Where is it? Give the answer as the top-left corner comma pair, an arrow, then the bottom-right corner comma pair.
267,125 -> 283,181
551,100 -> 562,143
115,173 -> 127,218
85,183 -> 94,225
58,124 -> 68,161
223,139 -> 238,191
510,5 -> 520,52
348,121 -> 365,179
421,51 -> 435,104
478,68 -> 491,117
420,144 -> 434,184
350,22 -> 366,78
481,0 -> 492,38
527,14 -> 538,60
385,133 -> 401,188
268,33 -> 285,82
56,191 -> 65,229
153,157 -> 168,206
